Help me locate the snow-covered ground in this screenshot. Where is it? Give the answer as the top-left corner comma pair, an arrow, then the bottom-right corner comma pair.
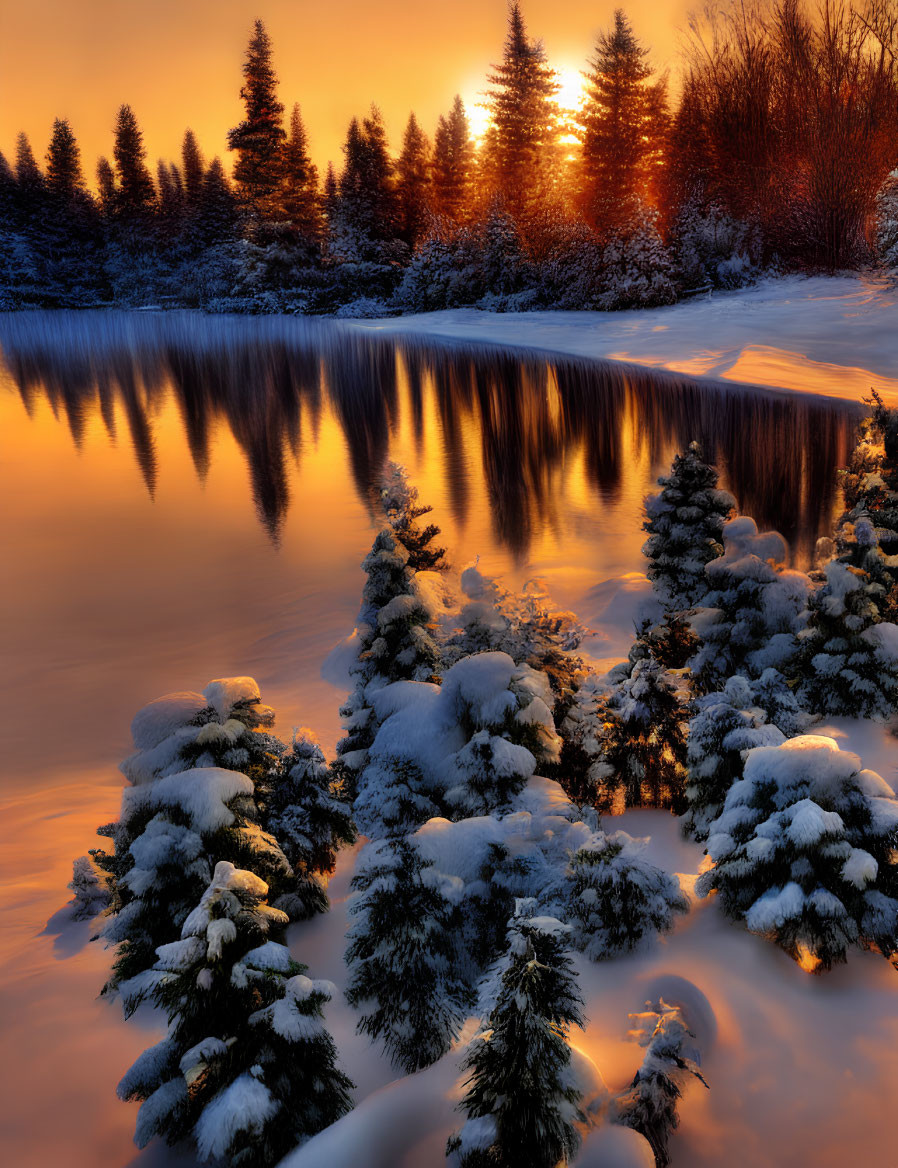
351,274 -> 898,406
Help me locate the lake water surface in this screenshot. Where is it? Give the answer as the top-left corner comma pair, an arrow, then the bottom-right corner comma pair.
0,311 -> 865,1167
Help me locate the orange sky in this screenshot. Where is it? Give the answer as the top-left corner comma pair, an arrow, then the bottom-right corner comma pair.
0,0 -> 692,181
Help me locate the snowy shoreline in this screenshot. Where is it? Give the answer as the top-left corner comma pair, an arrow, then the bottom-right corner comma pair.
348,274 -> 898,407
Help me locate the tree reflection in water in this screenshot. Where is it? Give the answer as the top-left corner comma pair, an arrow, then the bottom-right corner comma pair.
0,311 -> 860,561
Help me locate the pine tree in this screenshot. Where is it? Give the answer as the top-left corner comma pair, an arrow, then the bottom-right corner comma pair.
96,156 -> 116,213
46,118 -> 84,198
227,20 -> 286,216
614,1000 -> 708,1168
14,131 -> 42,191
796,550 -> 898,719
118,861 -> 353,1164
257,728 -> 356,916
588,657 -> 689,813
697,735 -> 898,971
564,836 -> 687,958
683,674 -> 786,842
395,112 -> 431,249
280,103 -> 321,247
379,461 -> 447,570
447,905 -> 584,1168
345,837 -> 470,1072
483,2 -> 561,219
689,517 -> 811,693
99,765 -> 293,995
336,106 -> 398,248
199,158 -> 238,244
112,104 -> 156,215
432,95 -> 474,222
580,9 -> 668,233
181,129 -> 205,206
642,442 -> 735,611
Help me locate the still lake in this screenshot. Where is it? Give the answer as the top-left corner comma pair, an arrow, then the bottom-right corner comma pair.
0,311 -> 863,1167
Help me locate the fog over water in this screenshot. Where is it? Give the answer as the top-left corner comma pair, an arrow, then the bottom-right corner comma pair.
0,311 -> 865,1168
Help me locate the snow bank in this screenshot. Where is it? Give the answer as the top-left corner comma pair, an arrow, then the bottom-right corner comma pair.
350,275 -> 898,406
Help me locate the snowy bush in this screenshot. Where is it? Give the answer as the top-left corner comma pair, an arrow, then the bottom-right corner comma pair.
379,461 -> 447,571
563,834 -> 688,958
613,1000 -> 709,1168
68,853 -> 112,921
875,172 -> 898,272
447,904 -> 585,1168
642,443 -> 735,611
672,198 -> 759,293
598,206 -> 676,310
697,736 -> 898,971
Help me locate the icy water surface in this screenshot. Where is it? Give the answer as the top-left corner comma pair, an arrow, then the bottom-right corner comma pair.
0,311 -> 866,1167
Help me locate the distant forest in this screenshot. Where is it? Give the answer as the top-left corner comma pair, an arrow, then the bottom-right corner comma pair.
4,0 -> 898,315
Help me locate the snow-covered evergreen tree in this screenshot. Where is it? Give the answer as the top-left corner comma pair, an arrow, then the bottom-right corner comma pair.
689,516 -> 811,693
587,657 -> 689,814
335,528 -> 440,784
447,904 -> 585,1168
697,736 -> 898,970
379,461 -> 447,571
671,197 -> 758,292
119,677 -> 284,789
256,728 -> 356,918
118,861 -> 352,1165
99,766 -> 292,994
875,171 -> 898,272
563,834 -> 687,958
68,853 -> 112,921
597,205 -> 676,309
796,553 -> 898,719
614,1000 -> 708,1168
345,836 -> 470,1072
642,443 -> 735,611
683,674 -> 787,842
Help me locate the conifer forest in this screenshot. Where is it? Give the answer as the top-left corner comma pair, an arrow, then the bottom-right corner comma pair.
2,3 -> 898,1168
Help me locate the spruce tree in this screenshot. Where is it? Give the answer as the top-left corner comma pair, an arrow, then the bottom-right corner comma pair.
796,550 -> 898,719
447,905 -> 585,1168
697,736 -> 898,971
395,112 -> 432,249
118,861 -> 353,1165
280,103 -> 321,247
564,836 -> 687,958
345,837 -> 470,1072
642,442 -> 735,612
257,728 -> 356,917
336,106 -> 398,250
379,460 -> 447,570
483,2 -> 561,219
683,674 -> 786,842
580,9 -> 668,233
96,156 -> 116,213
99,765 -> 292,996
588,657 -> 689,813
199,158 -> 238,244
432,95 -> 474,222
689,517 -> 811,693
227,19 -> 286,216
112,104 -> 156,215
46,118 -> 84,198
181,129 -> 205,206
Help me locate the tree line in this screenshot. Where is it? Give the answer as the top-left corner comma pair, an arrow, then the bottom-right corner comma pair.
4,0 -> 898,314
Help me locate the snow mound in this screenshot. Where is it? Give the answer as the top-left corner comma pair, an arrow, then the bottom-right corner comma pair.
574,1124 -> 655,1168
130,691 -> 209,751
